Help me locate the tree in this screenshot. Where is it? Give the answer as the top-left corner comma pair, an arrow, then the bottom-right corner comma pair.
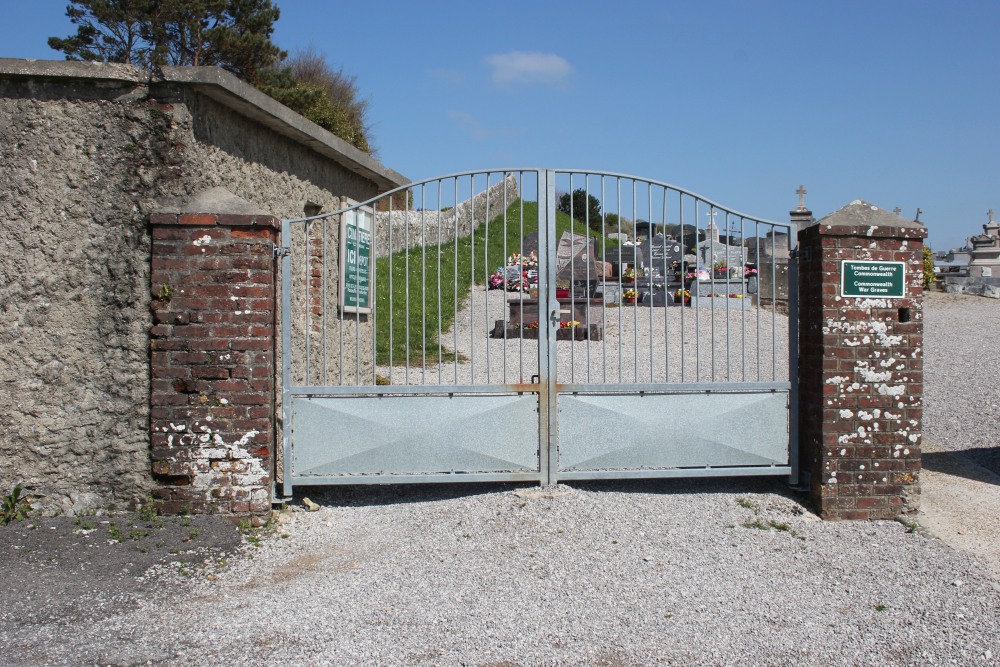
259,47 -> 374,154
48,0 -> 285,85
923,244 -> 936,289
557,189 -> 602,231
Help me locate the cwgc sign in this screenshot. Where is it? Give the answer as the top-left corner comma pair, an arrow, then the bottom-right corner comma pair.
841,260 -> 905,298
340,204 -> 374,314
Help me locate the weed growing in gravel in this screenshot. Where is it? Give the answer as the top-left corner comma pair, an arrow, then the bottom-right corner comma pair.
107,522 -> 125,542
874,604 -> 887,612
136,497 -> 159,522
896,518 -> 920,534
73,517 -> 96,530
742,518 -> 793,532
238,517 -> 276,547
736,497 -> 760,513
2,483 -> 33,525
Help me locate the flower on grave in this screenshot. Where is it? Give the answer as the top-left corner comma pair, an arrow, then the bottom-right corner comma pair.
488,271 -> 506,290
622,289 -> 637,301
621,267 -> 636,281
559,320 -> 580,329
713,260 -> 727,270
744,266 -> 758,277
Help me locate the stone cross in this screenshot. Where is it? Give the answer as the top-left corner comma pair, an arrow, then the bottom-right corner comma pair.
989,209 -> 995,223
914,208 -> 922,222
893,207 -> 902,215
796,185 -> 807,211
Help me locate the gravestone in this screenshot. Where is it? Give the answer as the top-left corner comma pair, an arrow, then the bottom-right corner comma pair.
602,245 -> 645,278
520,231 -> 539,258
556,232 -> 604,281
639,235 -> 683,278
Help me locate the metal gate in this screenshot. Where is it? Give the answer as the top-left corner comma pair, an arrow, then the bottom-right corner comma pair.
279,170 -> 797,496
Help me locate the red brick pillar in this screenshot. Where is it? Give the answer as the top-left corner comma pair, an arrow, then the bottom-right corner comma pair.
148,210 -> 279,520
797,201 -> 926,520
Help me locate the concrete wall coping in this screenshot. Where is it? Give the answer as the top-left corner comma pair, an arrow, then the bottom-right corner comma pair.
0,58 -> 410,192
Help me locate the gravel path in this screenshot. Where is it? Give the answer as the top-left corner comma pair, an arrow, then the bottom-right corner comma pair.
379,286 -> 788,387
922,291 -> 1000,470
2,290 -> 1000,666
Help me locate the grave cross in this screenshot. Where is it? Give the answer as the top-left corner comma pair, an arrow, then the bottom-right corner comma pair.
989,209 -> 995,223
893,207 -> 902,215
795,185 -> 807,211
914,208 -> 922,222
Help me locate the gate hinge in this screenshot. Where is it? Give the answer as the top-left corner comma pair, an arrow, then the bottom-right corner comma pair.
273,244 -> 289,258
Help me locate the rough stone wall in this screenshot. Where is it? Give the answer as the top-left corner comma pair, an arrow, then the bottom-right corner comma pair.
372,175 -> 519,256
0,64 -> 403,513
797,203 -> 926,520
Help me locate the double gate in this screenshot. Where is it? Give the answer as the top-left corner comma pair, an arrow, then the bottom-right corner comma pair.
279,170 -> 797,496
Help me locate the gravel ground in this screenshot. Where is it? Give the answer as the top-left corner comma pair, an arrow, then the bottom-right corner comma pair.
379,287 -> 788,386
922,290 -> 1000,473
2,290 -> 1000,666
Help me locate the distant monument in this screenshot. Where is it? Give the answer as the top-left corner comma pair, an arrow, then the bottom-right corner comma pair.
968,209 -> 1000,278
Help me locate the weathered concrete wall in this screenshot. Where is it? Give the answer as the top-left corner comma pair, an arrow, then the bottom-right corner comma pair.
0,60 -> 407,514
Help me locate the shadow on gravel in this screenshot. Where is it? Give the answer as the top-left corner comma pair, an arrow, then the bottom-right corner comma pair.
923,448 -> 1000,485
294,475 -> 811,511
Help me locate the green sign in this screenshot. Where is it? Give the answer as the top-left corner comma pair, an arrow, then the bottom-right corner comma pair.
340,207 -> 373,314
840,260 -> 905,298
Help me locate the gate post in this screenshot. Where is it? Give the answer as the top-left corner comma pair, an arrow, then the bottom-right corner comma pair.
797,201 -> 926,520
148,190 -> 279,522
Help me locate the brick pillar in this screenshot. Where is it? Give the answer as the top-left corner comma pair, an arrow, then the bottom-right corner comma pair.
797,201 -> 926,520
148,209 -> 279,520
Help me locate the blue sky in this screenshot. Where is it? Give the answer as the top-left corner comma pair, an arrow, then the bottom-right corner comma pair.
4,0 -> 999,251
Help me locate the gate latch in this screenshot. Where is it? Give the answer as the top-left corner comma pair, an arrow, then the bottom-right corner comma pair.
273,244 -> 289,259
549,309 -> 561,327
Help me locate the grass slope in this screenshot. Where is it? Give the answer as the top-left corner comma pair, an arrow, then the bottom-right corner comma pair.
374,200 -> 611,365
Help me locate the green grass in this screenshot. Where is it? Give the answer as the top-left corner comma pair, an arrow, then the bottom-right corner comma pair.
374,200 -> 614,365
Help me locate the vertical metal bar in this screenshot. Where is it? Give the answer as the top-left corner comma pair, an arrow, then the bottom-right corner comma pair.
420,189 -> 427,383
469,174 -> 476,384
584,174 -> 592,384
518,181 -> 525,383
709,205 -> 716,382
725,213 -> 732,383
387,191 -> 394,383
679,192 -> 686,382
755,222 -> 761,382
662,187 -> 670,382
647,182 -> 654,382
404,194 -> 411,382
540,170 -> 559,485
616,177 -> 623,384
304,221 -> 311,384
437,179 -> 444,383
601,176 -> 608,384
626,178 -> 638,380
355,208 -> 361,386
501,173 -> 510,385
280,219 -> 293,497
453,177 -> 460,384
484,172 -> 492,385
787,222 -> 800,485
321,217 -> 328,385
770,226 -> 777,381
694,200 -> 701,383
737,216 -> 750,382
370,206 -> 377,385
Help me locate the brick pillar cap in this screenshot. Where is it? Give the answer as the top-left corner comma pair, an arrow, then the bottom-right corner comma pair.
153,186 -> 269,217
803,200 -> 927,239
